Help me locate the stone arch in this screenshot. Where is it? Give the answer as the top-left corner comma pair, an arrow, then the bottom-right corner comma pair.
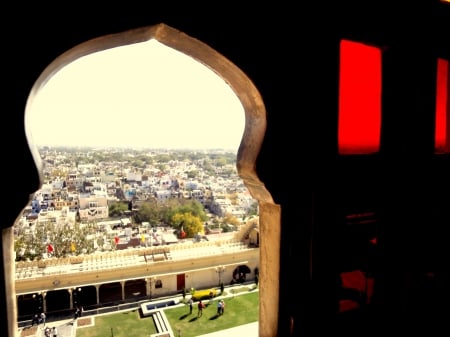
232,264 -> 252,283
24,23 -> 280,336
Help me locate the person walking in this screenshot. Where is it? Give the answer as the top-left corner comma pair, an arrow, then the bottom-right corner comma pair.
197,300 -> 204,317
188,298 -> 193,314
217,300 -> 222,315
32,313 -> 39,326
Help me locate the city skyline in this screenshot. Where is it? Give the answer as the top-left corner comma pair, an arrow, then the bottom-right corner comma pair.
26,40 -> 245,152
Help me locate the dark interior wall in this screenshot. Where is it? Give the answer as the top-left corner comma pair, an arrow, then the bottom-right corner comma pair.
3,2 -> 450,337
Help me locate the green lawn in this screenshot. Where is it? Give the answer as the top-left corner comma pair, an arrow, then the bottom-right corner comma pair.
76,288 -> 259,337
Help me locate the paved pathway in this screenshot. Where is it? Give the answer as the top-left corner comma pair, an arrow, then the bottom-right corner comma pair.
196,321 -> 258,337
19,318 -> 76,337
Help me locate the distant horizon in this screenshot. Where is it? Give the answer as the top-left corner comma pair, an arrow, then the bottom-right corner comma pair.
37,144 -> 240,153
27,40 -> 245,153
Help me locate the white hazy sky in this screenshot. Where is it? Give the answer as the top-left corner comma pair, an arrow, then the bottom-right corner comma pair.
27,40 -> 245,152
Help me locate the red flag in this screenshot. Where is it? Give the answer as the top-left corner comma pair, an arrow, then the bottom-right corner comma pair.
47,244 -> 54,253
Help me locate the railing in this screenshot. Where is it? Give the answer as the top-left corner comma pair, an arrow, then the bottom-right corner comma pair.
15,238 -> 253,280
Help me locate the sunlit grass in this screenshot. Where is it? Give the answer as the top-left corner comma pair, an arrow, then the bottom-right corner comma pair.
76,288 -> 258,337
77,310 -> 153,337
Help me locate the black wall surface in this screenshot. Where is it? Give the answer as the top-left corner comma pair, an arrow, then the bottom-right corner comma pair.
3,2 -> 450,336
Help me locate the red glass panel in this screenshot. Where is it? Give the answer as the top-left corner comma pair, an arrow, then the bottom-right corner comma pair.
435,58 -> 449,154
338,40 -> 382,154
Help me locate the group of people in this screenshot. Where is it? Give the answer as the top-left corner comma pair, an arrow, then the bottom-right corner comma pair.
31,311 -> 57,336
43,326 -> 57,337
217,299 -> 225,315
74,305 -> 84,319
189,298 -> 226,317
31,312 -> 46,326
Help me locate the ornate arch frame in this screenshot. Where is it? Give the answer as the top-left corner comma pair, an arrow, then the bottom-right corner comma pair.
24,23 -> 281,337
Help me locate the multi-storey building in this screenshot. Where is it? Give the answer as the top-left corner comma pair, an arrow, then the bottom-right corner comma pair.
78,193 -> 109,221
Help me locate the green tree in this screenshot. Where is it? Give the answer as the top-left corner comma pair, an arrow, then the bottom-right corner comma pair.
131,159 -> 145,168
157,163 -> 168,172
14,222 -> 96,260
215,157 -> 227,167
135,202 -> 163,226
171,212 -> 204,238
108,202 -> 129,217
186,170 -> 198,179
202,161 -> 215,174
164,199 -> 207,226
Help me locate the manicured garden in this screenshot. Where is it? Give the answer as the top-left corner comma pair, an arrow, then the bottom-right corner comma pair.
75,287 -> 259,337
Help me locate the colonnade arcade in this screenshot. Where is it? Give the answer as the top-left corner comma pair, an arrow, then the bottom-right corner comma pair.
17,277 -> 157,320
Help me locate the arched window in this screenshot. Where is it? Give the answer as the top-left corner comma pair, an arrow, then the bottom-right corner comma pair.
23,23 -> 279,336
